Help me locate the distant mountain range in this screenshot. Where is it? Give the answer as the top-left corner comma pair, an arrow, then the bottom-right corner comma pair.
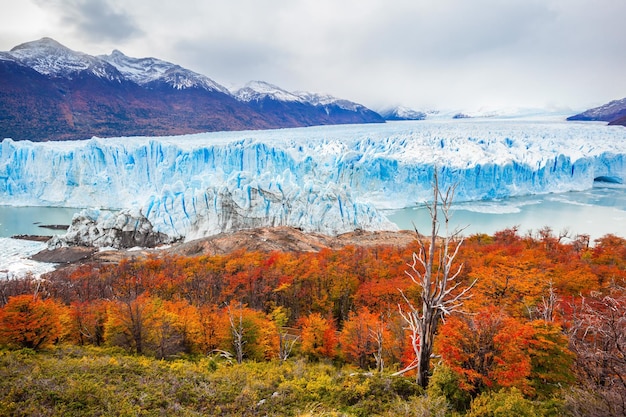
0,38 -> 383,141
2,38 -> 623,141
567,97 -> 626,126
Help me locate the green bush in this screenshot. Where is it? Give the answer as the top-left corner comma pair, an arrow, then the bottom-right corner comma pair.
381,394 -> 449,417
427,364 -> 471,412
467,388 -> 537,417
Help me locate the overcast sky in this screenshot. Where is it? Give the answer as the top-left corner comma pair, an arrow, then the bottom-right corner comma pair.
1,0 -> 624,113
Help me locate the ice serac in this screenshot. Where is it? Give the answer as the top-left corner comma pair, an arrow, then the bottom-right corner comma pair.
1,118 -> 626,247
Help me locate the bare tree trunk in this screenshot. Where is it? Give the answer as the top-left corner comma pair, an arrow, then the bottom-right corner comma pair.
370,322 -> 385,373
279,331 -> 299,361
124,300 -> 145,355
228,303 -> 245,364
395,170 -> 476,388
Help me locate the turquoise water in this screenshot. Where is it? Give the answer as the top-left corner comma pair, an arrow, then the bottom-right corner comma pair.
384,185 -> 626,241
1,186 -> 625,241
0,206 -> 77,237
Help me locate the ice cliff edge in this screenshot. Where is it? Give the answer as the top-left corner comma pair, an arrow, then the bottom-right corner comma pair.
2,119 -> 626,248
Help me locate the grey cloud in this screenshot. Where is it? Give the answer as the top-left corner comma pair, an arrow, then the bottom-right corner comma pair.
20,0 -> 626,110
35,0 -> 143,42
346,0 -> 555,64
173,38 -> 296,89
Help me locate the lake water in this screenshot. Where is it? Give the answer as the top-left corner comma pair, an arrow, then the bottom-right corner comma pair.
0,206 -> 79,278
0,206 -> 77,237
1,185 -> 625,242
385,184 -> 626,242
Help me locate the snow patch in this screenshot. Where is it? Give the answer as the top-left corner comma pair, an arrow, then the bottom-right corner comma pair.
0,238 -> 56,279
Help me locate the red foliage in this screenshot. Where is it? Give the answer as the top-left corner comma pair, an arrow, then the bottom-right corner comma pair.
436,307 -> 534,394
0,227 -> 620,388
0,295 -> 66,350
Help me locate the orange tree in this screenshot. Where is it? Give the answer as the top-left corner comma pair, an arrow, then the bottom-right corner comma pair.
0,294 -> 66,350
67,299 -> 107,346
435,307 -> 533,395
339,307 -> 389,370
435,306 -> 573,399
298,312 -> 338,360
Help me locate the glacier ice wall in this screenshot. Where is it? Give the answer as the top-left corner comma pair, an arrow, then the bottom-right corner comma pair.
1,118 -> 626,241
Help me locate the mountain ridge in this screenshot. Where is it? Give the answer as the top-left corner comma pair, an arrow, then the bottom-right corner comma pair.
0,38 -> 383,141
567,97 -> 626,126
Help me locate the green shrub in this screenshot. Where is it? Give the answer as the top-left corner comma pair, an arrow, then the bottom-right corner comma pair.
381,394 -> 449,417
467,388 -> 537,417
427,364 -> 471,412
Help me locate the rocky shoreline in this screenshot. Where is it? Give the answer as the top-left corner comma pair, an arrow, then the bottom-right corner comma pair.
11,234 -> 52,242
22,227 -> 418,269
30,246 -> 98,264
8,234 -> 98,265
37,224 -> 69,231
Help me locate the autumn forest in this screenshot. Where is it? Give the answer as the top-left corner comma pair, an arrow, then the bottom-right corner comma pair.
1,224 -> 625,416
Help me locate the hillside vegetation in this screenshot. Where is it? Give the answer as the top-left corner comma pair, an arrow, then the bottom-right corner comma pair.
1,227 -> 625,416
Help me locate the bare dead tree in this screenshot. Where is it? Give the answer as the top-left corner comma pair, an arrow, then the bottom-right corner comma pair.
228,303 -> 245,364
539,280 -> 559,322
527,279 -> 560,321
394,170 -> 476,388
278,330 -> 300,362
370,321 -> 385,373
565,289 -> 626,417
572,233 -> 590,253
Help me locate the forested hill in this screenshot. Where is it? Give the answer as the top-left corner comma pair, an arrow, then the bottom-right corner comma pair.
1,227 -> 625,415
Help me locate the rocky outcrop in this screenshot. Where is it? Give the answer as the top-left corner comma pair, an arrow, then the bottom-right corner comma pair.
48,209 -> 175,249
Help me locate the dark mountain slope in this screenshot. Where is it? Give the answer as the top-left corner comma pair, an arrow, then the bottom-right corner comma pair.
0,39 -> 383,141
567,97 -> 626,124
608,114 -> 626,127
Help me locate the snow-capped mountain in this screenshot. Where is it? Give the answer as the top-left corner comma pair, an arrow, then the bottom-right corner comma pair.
0,38 -> 384,141
233,81 -> 383,128
2,118 -> 625,247
294,91 -> 366,112
101,49 -> 230,93
235,81 -> 383,115
567,97 -> 626,124
9,37 -> 124,81
376,105 -> 558,122
235,81 -> 304,102
379,106 -> 427,121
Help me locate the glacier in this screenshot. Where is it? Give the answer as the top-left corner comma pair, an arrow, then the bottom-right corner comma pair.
1,117 -> 626,245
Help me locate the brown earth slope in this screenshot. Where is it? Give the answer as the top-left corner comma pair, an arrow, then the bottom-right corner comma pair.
33,227 -> 418,267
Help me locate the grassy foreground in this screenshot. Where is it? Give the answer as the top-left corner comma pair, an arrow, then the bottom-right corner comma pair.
0,345 -> 432,417
0,345 -> 569,416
